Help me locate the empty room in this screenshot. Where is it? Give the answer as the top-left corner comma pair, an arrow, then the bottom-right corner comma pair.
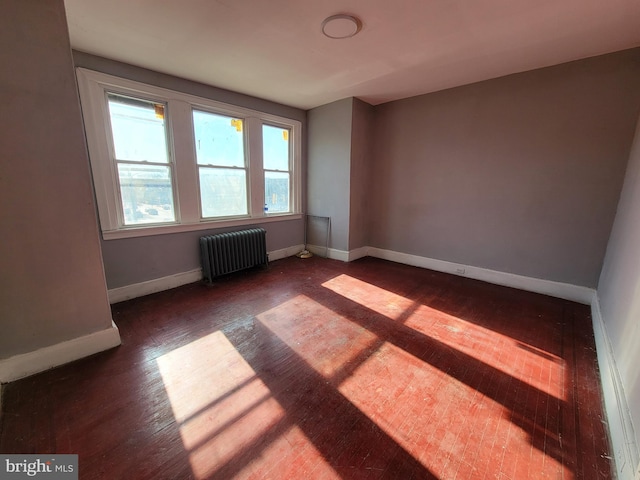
1,1 -> 640,479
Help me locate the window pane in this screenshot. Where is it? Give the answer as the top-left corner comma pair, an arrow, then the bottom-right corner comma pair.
199,167 -> 247,218
193,110 -> 244,167
265,171 -> 290,213
117,164 -> 175,225
107,94 -> 168,163
263,125 -> 289,171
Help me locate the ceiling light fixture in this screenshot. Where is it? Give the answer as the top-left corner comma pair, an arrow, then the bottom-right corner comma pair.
321,14 -> 362,39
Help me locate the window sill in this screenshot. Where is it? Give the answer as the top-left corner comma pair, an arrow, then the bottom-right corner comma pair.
101,213 -> 303,240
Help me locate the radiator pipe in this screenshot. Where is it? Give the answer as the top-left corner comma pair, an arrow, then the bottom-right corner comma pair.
297,213 -> 313,258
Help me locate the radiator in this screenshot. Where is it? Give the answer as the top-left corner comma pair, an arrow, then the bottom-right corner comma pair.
200,228 -> 268,283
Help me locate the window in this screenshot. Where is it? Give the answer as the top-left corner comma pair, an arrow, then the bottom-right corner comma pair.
192,110 -> 247,218
106,94 -> 176,225
263,124 -> 291,214
76,69 -> 302,239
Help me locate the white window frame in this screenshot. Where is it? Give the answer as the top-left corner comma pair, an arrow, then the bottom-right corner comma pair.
262,122 -> 294,215
76,68 -> 302,240
106,93 -> 178,227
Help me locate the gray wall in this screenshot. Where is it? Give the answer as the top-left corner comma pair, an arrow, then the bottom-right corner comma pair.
307,98 -> 354,252
370,49 -> 640,287
0,0 -> 113,359
349,98 -> 375,250
101,220 -> 301,289
73,52 -> 305,122
598,115 -> 640,456
73,53 -> 307,289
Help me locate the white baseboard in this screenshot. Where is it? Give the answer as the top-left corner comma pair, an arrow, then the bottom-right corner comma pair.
348,246 -> 370,262
0,321 -> 121,384
304,243 -> 593,304
591,296 -> 640,480
269,244 -> 305,262
108,246 -> 307,304
107,245 -> 595,306
327,248 -> 349,262
307,244 -> 350,262
366,247 -> 595,305
108,268 -> 203,304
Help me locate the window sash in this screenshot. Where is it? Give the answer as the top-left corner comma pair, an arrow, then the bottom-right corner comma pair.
264,170 -> 291,214
116,162 -> 177,225
198,165 -> 249,219
107,93 -> 170,164
192,109 -> 246,168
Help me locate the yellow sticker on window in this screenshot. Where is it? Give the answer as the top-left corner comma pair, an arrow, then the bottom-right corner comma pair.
154,104 -> 165,119
282,130 -> 288,141
230,119 -> 243,132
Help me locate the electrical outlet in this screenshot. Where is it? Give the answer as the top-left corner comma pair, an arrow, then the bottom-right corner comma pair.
455,268 -> 466,275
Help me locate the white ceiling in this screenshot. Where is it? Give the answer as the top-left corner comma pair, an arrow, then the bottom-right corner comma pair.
64,0 -> 640,110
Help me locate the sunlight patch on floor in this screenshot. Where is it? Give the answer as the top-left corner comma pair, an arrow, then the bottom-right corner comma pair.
336,338 -> 568,478
257,294 -> 381,380
339,338 -> 494,475
257,294 -> 477,474
317,274 -> 570,477
322,274 -> 566,401
157,330 -> 336,479
157,282 -> 570,479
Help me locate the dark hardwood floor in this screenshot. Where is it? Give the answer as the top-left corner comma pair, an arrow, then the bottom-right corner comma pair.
0,256 -> 612,479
